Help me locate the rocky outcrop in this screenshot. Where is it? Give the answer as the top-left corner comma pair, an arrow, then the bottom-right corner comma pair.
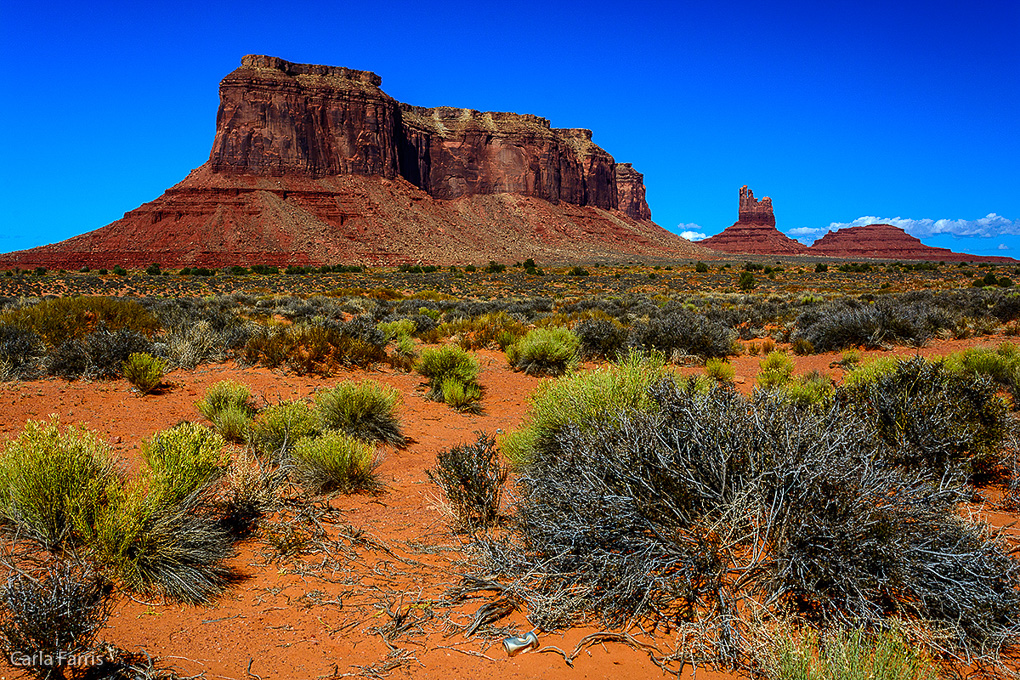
808,224 -> 1016,263
0,56 -> 697,268
698,186 -> 809,255
615,163 -> 651,220
738,185 -> 775,227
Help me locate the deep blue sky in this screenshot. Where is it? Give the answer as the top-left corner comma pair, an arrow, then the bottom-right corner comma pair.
2,0 -> 1018,258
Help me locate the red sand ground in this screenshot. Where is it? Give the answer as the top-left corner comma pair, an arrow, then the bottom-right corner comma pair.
1,341 -> 1018,680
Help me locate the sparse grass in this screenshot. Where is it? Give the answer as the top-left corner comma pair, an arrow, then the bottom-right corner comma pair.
314,380 -> 404,445
762,627 -> 939,680
291,431 -> 378,494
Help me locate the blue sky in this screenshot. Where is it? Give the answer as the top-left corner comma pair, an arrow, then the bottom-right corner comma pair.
1,0 -> 1017,258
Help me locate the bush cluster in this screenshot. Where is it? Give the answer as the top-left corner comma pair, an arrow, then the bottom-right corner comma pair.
416,346 -> 482,412
428,432 -> 507,530
506,327 -> 579,377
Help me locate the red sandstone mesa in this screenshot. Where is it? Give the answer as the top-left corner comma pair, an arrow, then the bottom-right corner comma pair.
699,186 -> 810,256
1,55 -> 707,268
808,224 -> 1016,263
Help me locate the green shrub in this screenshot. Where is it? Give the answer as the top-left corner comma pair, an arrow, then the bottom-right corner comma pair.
314,380 -> 403,445
0,418 -> 118,549
785,371 -> 835,408
568,266 -> 590,276
441,376 -> 483,413
249,400 -> 321,458
428,433 -> 507,529
122,352 -> 165,394
842,356 -> 899,389
142,422 -> 229,507
705,358 -> 735,383
738,271 -> 756,290
695,261 -> 709,273
757,351 -> 795,389
506,327 -> 579,377
377,318 -> 416,341
196,380 -> 255,441
291,431 -> 378,494
502,350 -> 667,469
416,346 -> 481,403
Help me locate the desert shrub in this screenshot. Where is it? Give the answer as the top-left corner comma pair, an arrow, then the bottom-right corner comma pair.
0,418 -> 118,550
196,380 -> 254,421
757,351 -> 795,389
842,356 -> 899,389
489,378 -> 1020,656
793,299 -> 958,352
758,407 -> 1020,649
791,337 -> 814,355
695,261 -> 709,273
0,561 -> 112,680
441,376 -> 483,414
90,480 -> 234,603
705,357 -> 735,383
0,324 -> 45,380
456,311 -> 527,351
122,352 -> 166,394
506,327 -> 579,377
573,317 -> 628,360
0,296 -> 159,347
249,400 -> 321,458
243,317 -> 387,373
428,432 -> 507,530
377,318 -> 416,341
47,327 -> 154,379
784,371 -> 835,408
627,309 -> 735,359
142,422 -> 229,507
840,357 -> 1009,476
290,431 -> 378,494
567,266 -> 589,276
501,351 -> 667,469
416,345 -> 481,405
738,271 -> 756,290
314,380 -> 404,445
762,627 -> 938,680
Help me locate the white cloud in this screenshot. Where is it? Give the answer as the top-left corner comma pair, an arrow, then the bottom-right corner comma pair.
999,243 -> 1010,250
678,223 -> 707,241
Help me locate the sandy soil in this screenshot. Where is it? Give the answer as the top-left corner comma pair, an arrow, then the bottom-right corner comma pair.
0,339 -> 1017,680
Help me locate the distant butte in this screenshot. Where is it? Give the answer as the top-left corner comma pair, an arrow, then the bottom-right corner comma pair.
698,186 -> 810,255
808,224 -> 1016,263
0,55 -> 709,269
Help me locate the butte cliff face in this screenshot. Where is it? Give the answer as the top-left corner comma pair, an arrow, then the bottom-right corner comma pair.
808,224 -> 1016,263
698,186 -> 809,256
0,55 -> 701,268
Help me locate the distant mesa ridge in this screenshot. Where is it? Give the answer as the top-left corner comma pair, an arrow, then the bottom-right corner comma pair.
0,55 -> 706,268
699,186 -> 1014,263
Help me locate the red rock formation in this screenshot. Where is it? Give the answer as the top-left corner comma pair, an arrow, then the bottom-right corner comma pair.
808,224 -> 1016,263
0,56 -> 690,268
699,186 -> 809,255
615,163 -> 651,220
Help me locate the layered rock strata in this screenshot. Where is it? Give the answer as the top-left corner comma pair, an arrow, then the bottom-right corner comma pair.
0,56 -> 709,268
699,186 -> 809,255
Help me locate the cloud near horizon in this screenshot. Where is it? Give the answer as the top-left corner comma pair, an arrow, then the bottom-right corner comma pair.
678,223 -> 707,241
789,213 -> 1020,246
